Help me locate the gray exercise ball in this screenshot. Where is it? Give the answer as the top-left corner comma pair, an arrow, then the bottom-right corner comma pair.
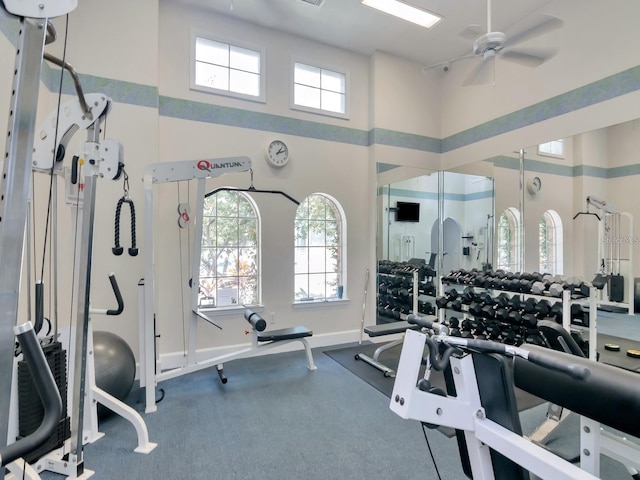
93,330 -> 136,418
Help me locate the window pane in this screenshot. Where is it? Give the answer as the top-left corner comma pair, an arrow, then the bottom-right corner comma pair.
326,246 -> 339,272
294,84 -> 320,109
238,218 -> 257,246
230,70 -> 260,97
294,220 -> 308,246
326,273 -> 339,297
294,247 -> 308,274
195,37 -> 229,66
294,62 -> 321,87
230,45 -> 260,73
200,248 -> 216,277
203,198 -> 216,216
239,247 -> 257,274
294,274 -> 309,300
309,222 -> 326,246
217,219 -> 238,244
195,62 -> 229,90
308,247 -> 325,273
308,196 -> 326,219
217,249 -> 238,276
202,219 -> 216,247
321,90 -> 345,114
239,277 -> 257,305
325,222 -> 338,246
238,198 -> 253,217
321,69 -> 345,93
308,274 -> 326,298
216,192 -> 238,216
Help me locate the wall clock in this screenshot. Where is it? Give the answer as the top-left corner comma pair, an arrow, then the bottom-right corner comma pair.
264,140 -> 290,168
527,176 -> 542,195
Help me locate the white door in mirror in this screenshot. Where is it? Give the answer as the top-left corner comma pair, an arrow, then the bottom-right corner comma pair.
265,140 -> 290,168
527,176 -> 542,195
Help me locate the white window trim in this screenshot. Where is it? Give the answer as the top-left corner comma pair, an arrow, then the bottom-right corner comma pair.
190,28 -> 267,104
293,192 -> 348,304
198,188 -> 263,310
290,57 -> 350,120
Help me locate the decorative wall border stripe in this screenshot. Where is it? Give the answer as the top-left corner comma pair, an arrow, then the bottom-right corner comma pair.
2,15 -> 640,175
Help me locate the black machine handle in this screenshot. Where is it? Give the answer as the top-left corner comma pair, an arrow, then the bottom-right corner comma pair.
106,273 -> 124,316
112,197 -> 138,257
0,322 -> 62,467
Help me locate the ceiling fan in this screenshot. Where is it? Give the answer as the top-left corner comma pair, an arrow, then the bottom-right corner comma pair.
424,0 -> 563,86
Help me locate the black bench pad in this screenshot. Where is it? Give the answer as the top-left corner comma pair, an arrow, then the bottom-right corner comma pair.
364,321 -> 419,337
257,326 -> 313,342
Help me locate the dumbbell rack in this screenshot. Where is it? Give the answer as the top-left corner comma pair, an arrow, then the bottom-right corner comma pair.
437,278 -> 597,360
377,261 -> 437,324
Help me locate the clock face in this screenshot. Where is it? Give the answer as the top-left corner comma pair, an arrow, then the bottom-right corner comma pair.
265,140 -> 289,168
528,176 -> 542,194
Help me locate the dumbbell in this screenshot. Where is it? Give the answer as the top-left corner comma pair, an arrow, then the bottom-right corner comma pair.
460,286 -> 477,305
448,316 -> 461,336
534,299 -> 551,319
435,288 -> 459,309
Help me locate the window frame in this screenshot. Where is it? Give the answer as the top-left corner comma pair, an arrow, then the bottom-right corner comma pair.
290,58 -> 350,120
537,139 -> 565,159
496,208 -> 521,273
197,189 -> 262,313
293,193 -> 348,305
539,210 -> 563,275
190,29 -> 267,104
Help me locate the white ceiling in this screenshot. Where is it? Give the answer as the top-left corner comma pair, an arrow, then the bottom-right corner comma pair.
175,0 -> 560,68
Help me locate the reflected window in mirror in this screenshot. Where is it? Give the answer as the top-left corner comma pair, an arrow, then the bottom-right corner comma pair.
497,208 -> 521,272
539,210 -> 564,275
294,193 -> 346,302
538,139 -> 564,158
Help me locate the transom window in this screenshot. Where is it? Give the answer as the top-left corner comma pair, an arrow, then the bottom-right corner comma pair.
192,35 -> 265,102
293,62 -> 347,116
294,194 -> 346,302
538,139 -> 564,158
199,190 -> 260,308
496,208 -> 521,272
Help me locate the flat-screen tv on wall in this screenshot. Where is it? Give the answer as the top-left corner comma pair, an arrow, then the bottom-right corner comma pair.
395,201 -> 420,222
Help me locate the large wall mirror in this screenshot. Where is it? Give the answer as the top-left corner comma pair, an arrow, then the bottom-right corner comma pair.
376,161 -> 495,324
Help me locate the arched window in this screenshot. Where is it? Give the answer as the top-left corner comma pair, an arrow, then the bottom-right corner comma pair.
294,193 -> 346,302
496,208 -> 521,272
539,210 -> 563,274
199,190 -> 260,308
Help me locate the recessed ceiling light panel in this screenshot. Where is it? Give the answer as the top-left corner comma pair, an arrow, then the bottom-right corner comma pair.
361,0 -> 442,29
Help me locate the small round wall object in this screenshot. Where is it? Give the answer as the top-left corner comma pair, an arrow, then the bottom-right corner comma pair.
264,139 -> 290,168
527,176 -> 542,195
626,349 -> 640,358
604,343 -> 620,352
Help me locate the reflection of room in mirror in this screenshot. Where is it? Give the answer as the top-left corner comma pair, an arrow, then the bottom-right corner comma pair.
377,168 -> 494,277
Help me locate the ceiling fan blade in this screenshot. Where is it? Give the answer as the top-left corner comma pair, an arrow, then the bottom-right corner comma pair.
463,57 -> 494,86
501,48 -> 557,68
504,14 -> 563,48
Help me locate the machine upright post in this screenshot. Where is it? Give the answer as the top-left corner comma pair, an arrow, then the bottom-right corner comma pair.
0,18 -> 47,455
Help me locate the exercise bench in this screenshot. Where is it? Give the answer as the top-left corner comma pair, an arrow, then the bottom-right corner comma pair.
355,320 -> 422,377
215,309 -> 317,384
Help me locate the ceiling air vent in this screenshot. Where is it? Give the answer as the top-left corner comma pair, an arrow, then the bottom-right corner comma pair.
298,0 -> 324,6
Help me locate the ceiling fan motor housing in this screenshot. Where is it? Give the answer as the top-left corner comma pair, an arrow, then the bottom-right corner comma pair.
473,31 -> 506,56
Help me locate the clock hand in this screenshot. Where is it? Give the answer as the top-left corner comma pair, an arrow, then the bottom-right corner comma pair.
277,147 -> 285,154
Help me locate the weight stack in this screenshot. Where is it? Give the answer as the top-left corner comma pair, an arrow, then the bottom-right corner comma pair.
609,274 -> 624,302
17,341 -> 70,464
